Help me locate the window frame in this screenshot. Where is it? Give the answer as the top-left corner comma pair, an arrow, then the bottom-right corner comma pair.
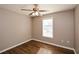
42,18 -> 53,38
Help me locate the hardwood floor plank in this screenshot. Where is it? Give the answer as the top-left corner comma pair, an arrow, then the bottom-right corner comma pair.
1,40 -> 74,54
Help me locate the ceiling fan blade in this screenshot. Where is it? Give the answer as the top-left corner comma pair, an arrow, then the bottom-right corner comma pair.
21,9 -> 33,11
39,10 -> 48,12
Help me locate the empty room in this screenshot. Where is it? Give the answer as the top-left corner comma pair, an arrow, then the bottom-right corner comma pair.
0,4 -> 79,54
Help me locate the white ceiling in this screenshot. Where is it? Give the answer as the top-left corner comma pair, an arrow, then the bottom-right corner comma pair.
0,4 -> 76,16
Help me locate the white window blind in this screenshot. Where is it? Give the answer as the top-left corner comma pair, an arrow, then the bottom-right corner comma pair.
42,18 -> 53,38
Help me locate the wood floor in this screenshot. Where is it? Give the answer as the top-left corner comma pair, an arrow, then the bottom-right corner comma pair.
1,40 -> 74,54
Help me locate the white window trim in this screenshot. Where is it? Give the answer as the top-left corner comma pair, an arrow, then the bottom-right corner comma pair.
42,18 -> 53,38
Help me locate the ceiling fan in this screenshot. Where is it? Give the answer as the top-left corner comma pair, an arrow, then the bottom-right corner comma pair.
21,4 -> 47,17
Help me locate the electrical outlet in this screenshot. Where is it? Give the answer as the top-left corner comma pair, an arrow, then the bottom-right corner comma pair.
67,41 -> 70,43
61,40 -> 64,43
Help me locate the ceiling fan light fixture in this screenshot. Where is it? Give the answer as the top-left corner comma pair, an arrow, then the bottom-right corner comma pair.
30,11 -> 41,17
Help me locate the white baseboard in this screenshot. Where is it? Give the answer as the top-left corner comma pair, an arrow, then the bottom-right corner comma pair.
73,49 -> 76,54
32,39 -> 76,54
0,39 -> 32,53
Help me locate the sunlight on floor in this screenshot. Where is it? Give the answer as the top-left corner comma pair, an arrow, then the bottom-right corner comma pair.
37,48 -> 52,54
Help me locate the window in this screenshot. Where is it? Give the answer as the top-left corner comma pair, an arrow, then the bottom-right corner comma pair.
42,18 -> 53,38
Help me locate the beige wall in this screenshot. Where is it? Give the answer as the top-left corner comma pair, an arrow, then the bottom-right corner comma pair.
32,10 -> 74,48
74,5 -> 79,53
0,8 -> 31,51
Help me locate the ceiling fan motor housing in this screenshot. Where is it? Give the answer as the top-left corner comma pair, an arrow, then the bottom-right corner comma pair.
33,8 -> 39,11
